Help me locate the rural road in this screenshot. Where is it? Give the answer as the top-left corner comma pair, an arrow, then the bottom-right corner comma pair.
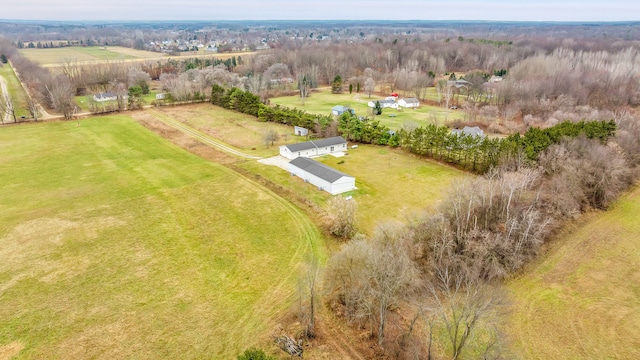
146,108 -> 262,159
0,76 -> 11,123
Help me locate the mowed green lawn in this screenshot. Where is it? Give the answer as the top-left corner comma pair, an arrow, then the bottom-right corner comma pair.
19,46 -> 137,66
270,88 -> 464,130
0,116 -> 324,359
506,186 -> 640,359
0,64 -> 29,118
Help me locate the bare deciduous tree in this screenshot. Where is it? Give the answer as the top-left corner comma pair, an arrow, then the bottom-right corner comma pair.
44,74 -> 77,120
25,94 -> 41,121
427,265 -> 504,360
262,126 -> 279,147
324,224 -> 417,346
364,77 -> 376,98
325,196 -> 357,239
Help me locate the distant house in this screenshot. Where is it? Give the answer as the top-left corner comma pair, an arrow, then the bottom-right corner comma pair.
294,126 -> 309,136
279,136 -> 347,160
367,98 -> 398,109
448,79 -> 471,89
156,93 -> 167,100
489,76 -> 503,83
332,105 -> 352,116
288,157 -> 356,195
451,126 -> 485,138
93,92 -> 117,102
398,98 -> 420,108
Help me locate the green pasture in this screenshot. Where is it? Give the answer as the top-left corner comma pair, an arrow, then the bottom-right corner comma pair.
19,46 -> 136,65
269,88 -> 464,130
0,116 -> 324,359
506,186 -> 640,359
0,64 -> 30,118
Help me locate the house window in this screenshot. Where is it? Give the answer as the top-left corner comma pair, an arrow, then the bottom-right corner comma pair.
330,146 -> 334,152
298,152 -> 301,156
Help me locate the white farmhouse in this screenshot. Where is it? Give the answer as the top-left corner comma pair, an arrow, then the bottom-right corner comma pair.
288,157 -> 356,195
367,98 -> 398,109
398,98 -> 420,108
279,136 -> 347,160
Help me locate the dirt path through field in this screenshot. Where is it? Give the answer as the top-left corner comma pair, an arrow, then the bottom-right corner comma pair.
0,76 -> 12,123
146,108 -> 262,159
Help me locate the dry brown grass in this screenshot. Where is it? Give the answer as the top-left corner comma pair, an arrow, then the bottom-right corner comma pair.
0,342 -> 24,360
157,103 -> 296,158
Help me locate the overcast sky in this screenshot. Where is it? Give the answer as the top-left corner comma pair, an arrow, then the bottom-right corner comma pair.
2,0 -> 639,22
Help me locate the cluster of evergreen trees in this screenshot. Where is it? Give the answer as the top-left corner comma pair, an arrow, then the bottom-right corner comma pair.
211,84 -> 332,130
337,112 -> 398,146
399,120 -> 617,172
210,84 -> 616,173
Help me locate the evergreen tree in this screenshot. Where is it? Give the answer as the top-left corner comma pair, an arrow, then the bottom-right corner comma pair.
374,100 -> 382,115
331,75 -> 343,94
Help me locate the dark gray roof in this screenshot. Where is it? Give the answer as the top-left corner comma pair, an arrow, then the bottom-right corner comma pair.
289,157 -> 353,183
285,136 -> 346,152
401,98 -> 419,104
451,126 -> 485,137
332,105 -> 349,112
94,92 -> 116,100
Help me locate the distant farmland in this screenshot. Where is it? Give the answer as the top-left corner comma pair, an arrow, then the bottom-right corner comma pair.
0,116 -> 324,359
19,46 -> 253,67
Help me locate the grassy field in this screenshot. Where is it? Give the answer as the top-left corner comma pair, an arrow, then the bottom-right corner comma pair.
19,47 -> 254,68
0,64 -> 29,118
270,88 -> 465,130
146,103 -> 465,233
242,145 -> 466,233
157,103 -> 298,158
19,46 -> 140,65
0,116 -> 324,359
506,186 -> 640,359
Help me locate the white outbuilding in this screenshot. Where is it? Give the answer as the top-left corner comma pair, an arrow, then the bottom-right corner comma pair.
398,98 -> 420,108
279,136 -> 347,160
288,157 -> 356,195
294,126 -> 309,136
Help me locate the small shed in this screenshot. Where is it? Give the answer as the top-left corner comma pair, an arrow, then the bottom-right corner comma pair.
288,157 -> 356,195
398,98 -> 420,108
294,126 -> 309,136
332,105 -> 351,116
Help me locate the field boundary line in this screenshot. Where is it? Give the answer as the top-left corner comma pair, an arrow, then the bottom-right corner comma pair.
146,108 -> 262,159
